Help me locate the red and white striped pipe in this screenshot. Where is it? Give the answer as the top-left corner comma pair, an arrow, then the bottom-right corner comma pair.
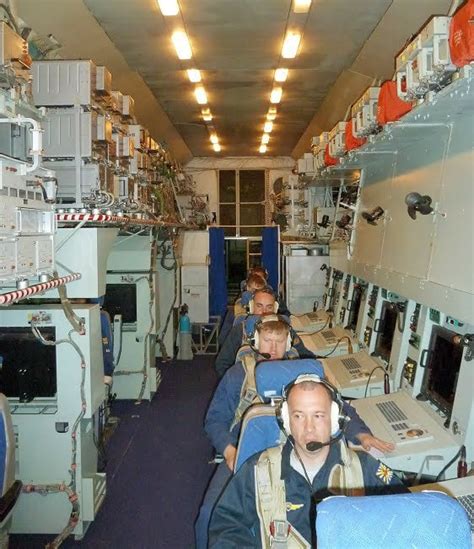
56,213 -> 192,228
0,273 -> 82,305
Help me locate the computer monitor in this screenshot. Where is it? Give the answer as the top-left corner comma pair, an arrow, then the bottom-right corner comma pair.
0,327 -> 57,402
347,286 -> 362,331
103,283 -> 137,324
374,301 -> 398,362
421,326 -> 463,415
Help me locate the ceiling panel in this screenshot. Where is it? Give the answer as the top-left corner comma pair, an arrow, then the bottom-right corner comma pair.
84,0 -> 392,156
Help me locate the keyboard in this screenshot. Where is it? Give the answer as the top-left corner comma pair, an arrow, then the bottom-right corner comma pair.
376,400 -> 408,423
457,493 -> 474,532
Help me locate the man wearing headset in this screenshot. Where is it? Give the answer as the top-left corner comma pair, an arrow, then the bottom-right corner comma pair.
209,374 -> 406,548
197,317 -> 393,549
215,288 -> 305,378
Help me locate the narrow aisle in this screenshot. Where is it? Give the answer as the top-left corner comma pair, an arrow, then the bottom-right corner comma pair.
11,356 -> 218,549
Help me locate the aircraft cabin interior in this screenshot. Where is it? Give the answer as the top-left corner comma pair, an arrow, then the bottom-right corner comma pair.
0,0 -> 473,547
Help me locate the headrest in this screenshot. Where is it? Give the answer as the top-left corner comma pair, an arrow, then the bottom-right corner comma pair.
234,405 -> 282,473
316,492 -> 472,549
255,358 -> 325,400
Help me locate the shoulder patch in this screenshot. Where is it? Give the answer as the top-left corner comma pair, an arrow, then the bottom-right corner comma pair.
376,463 -> 394,484
286,502 -> 304,512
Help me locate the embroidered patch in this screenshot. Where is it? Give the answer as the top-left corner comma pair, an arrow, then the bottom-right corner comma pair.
376,463 -> 393,484
286,502 -> 304,512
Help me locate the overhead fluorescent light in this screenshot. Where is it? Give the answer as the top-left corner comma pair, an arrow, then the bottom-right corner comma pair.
172,30 -> 192,60
194,86 -> 207,104
210,133 -> 219,144
201,108 -> 212,121
261,133 -> 270,144
213,143 -> 221,152
157,0 -> 179,16
274,68 -> 288,82
187,69 -> 201,83
259,144 -> 267,154
282,31 -> 301,58
270,87 -> 282,104
293,0 -> 312,13
264,121 -> 273,133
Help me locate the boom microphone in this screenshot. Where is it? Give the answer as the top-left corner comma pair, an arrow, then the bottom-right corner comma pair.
305,431 -> 343,452
248,344 -> 271,360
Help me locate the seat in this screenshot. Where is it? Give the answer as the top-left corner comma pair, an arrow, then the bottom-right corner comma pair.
0,394 -> 22,546
234,358 -> 325,472
315,491 -> 471,549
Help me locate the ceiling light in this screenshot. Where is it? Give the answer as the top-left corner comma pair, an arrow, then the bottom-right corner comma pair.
172,30 -> 192,60
187,69 -> 201,83
261,134 -> 270,144
201,108 -> 212,121
267,112 -> 276,121
259,145 -> 267,154
267,106 -> 277,120
157,0 -> 179,16
264,121 -> 273,133
293,0 -> 312,13
210,133 -> 219,144
270,87 -> 282,104
194,86 -> 207,104
282,31 -> 301,58
274,68 -> 288,82
213,143 -> 221,152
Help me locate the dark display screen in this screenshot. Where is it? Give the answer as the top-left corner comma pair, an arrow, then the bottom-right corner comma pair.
0,327 -> 57,401
103,283 -> 137,324
374,301 -> 398,361
422,326 -> 463,414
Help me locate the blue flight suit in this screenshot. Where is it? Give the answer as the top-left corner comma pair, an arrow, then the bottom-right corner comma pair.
196,352 -> 373,549
209,440 -> 407,547
214,321 -> 314,379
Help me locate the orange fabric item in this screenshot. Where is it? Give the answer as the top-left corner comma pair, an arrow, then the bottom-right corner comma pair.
376,81 -> 412,125
324,144 -> 338,166
345,120 -> 366,150
449,0 -> 474,67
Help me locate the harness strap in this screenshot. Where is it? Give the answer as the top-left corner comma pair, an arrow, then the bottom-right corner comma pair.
255,446 -> 311,549
327,441 -> 365,496
231,354 -> 258,430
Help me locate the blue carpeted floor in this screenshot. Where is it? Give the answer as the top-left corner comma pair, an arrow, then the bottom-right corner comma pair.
11,356 -> 218,548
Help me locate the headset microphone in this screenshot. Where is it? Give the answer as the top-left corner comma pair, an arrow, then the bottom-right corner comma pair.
305,431 -> 343,452
248,344 -> 271,360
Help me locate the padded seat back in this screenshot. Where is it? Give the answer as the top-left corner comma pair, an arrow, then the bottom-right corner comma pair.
316,491 -> 471,549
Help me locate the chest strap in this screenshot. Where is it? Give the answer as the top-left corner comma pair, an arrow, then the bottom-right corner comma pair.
231,354 -> 258,430
255,446 -> 311,549
327,441 -> 365,496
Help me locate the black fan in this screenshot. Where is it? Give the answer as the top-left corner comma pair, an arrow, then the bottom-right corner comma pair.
405,192 -> 433,220
361,206 -> 384,225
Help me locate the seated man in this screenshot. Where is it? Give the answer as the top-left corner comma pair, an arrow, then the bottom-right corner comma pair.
196,318 -> 393,549
209,374 -> 407,547
233,273 -> 268,318
215,288 -> 308,378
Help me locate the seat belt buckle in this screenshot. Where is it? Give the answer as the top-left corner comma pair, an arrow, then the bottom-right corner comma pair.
270,519 -> 290,542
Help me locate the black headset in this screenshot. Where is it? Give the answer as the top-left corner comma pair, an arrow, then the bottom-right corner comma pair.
276,374 -> 348,451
